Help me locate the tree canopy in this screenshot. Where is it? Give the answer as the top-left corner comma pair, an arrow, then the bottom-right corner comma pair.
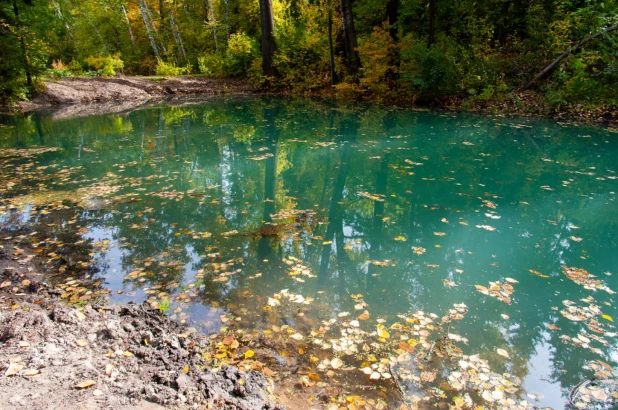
1,0 -> 618,108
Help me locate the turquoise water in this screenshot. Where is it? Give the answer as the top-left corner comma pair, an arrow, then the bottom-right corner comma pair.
1,97 -> 617,408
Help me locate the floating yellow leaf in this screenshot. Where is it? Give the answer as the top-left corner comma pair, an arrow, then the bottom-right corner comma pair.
496,348 -> 510,359
602,314 -> 614,322
530,269 -> 549,278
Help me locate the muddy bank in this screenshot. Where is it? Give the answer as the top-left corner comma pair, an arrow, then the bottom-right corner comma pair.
16,76 -> 255,118
0,240 -> 282,410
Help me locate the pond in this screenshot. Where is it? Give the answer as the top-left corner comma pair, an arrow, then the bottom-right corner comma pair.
1,97 -> 617,409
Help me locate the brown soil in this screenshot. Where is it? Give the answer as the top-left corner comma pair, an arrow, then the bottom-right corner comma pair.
0,240 -> 283,410
16,76 -> 256,119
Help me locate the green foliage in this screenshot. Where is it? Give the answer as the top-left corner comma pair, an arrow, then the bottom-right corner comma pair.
84,54 -> 124,77
398,36 -> 462,97
1,0 -> 617,109
358,25 -> 398,96
155,59 -> 191,77
158,298 -> 170,312
68,60 -> 84,76
198,33 -> 258,78
198,54 -> 225,76
225,33 -> 258,77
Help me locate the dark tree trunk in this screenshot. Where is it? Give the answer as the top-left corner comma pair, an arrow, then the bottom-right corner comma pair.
386,0 -> 399,40
12,0 -> 32,88
339,0 -> 359,75
259,0 -> 277,76
327,7 -> 337,85
427,0 -> 436,48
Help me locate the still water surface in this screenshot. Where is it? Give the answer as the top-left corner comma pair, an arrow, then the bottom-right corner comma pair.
1,97 -> 617,409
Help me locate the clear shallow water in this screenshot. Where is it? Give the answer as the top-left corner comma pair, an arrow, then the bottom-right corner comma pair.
1,97 -> 617,408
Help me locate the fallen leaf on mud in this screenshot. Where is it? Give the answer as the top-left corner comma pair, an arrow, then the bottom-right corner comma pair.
308,373 -> 321,380
5,362 -> 24,377
122,350 -> 133,357
105,364 -> 115,376
23,369 -> 39,376
263,367 -> 276,377
77,339 -> 88,347
244,350 -> 255,359
74,380 -> 96,389
19,341 -> 30,348
75,311 -> 86,320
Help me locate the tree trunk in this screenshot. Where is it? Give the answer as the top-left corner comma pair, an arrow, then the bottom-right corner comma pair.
524,22 -> 618,89
121,5 -> 136,47
169,9 -> 186,60
259,0 -> 277,76
144,0 -> 168,54
386,0 -> 398,40
339,0 -> 359,75
51,0 -> 74,40
82,11 -> 108,54
427,0 -> 436,48
138,0 -> 162,59
327,6 -> 337,85
208,0 -> 218,52
223,0 -> 230,40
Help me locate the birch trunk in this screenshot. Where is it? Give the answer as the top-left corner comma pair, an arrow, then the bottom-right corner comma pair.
121,4 -> 136,47
83,11 -> 108,54
144,0 -> 168,53
137,0 -> 161,59
208,0 -> 218,52
169,9 -> 186,60
51,0 -> 74,40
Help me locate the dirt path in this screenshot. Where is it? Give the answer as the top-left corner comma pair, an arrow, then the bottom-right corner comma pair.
0,240 -> 282,410
17,76 -> 256,118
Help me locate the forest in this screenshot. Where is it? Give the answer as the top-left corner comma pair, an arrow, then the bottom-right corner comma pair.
1,0 -> 618,110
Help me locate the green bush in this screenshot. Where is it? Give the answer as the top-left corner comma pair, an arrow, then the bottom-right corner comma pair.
197,54 -> 225,76
155,59 -> 191,76
68,59 -> 84,75
399,35 -> 462,97
225,33 -> 258,77
198,33 -> 257,78
84,54 -> 124,77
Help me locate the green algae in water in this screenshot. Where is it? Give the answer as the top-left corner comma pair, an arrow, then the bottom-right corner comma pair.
1,98 -> 618,409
